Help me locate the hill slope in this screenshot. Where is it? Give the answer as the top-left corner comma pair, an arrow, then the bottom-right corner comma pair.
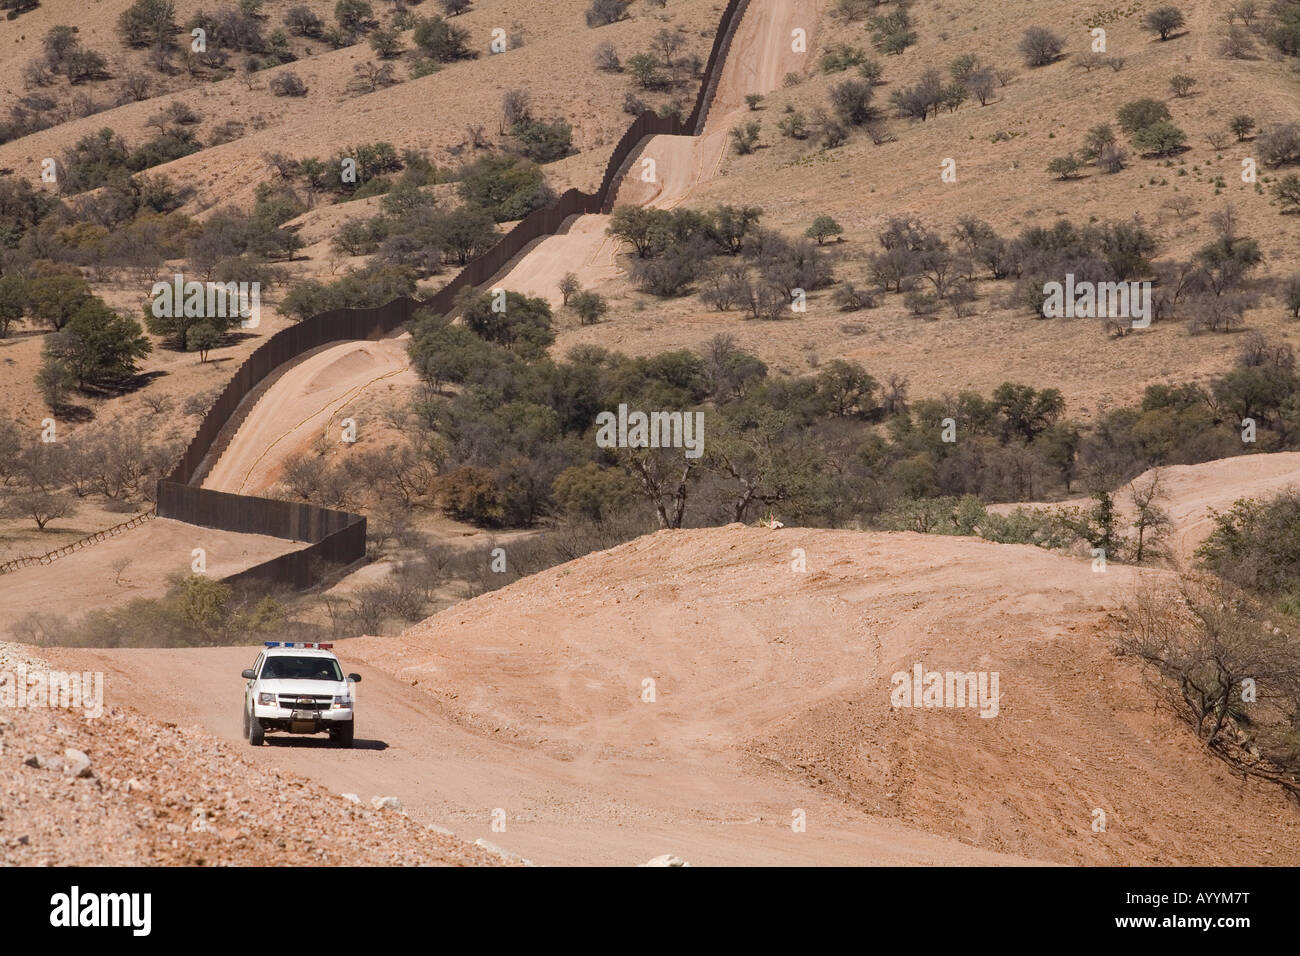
346,524 -> 1300,865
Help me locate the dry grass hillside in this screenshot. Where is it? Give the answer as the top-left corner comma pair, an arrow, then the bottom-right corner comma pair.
558,0 -> 1300,416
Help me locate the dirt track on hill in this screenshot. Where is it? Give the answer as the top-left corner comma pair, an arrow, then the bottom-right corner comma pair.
202,337 -> 417,496
486,0 -> 819,303
989,453 -> 1300,566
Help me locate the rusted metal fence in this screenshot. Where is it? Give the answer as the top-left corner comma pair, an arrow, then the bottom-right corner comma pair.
154,0 -> 753,590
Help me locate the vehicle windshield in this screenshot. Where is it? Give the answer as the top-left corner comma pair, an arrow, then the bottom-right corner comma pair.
259,656 -> 342,681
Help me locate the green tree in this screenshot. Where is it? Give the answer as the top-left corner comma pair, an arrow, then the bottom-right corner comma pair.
571,290 -> 608,325
457,288 -> 554,359
189,321 -> 221,362
456,154 -> 553,221
26,271 -> 92,331
551,463 -> 636,521
0,274 -> 26,337
412,13 -> 471,61
1117,98 -> 1172,134
118,0 -> 177,48
993,382 -> 1064,443
1230,114 -> 1256,141
1131,120 -> 1186,156
43,298 -> 151,391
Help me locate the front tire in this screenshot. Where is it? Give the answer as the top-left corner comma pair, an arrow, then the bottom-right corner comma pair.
331,720 -> 354,748
248,706 -> 264,746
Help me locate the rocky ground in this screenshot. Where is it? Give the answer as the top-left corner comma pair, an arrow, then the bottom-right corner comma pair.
0,642 -> 508,867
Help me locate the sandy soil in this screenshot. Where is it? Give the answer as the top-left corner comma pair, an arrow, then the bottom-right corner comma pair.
50,523 -> 1300,865
0,518 -> 303,637
203,336 -> 417,496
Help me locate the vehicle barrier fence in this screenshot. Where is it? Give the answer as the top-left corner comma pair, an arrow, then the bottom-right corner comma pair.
0,508 -> 156,575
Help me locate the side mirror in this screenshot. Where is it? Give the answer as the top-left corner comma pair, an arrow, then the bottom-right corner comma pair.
348,673 -> 362,683
241,669 -> 256,680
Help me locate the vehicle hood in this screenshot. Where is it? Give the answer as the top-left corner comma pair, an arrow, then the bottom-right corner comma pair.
258,678 -> 348,697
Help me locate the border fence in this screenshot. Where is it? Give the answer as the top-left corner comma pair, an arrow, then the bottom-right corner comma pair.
152,0 -> 754,589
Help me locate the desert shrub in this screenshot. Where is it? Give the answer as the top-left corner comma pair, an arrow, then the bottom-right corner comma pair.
1115,577 -> 1300,793
778,110 -> 808,139
730,121 -> 761,154
890,69 -> 944,121
284,5 -> 324,37
118,0 -> 178,48
456,154 -> 553,221
819,43 -> 869,73
1047,153 -> 1084,180
829,78 -> 875,125
571,290 -> 609,325
832,281 -> 875,311
1257,123 -> 1300,166
510,118 -> 574,164
1274,175 -> 1300,213
412,13 -> 472,61
1143,6 -> 1186,40
871,6 -> 916,54
269,71 -> 308,96
1019,26 -> 1064,66
593,39 -> 621,71
585,0 -> 631,28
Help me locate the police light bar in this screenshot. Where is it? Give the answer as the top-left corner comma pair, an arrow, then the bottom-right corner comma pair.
263,642 -> 334,650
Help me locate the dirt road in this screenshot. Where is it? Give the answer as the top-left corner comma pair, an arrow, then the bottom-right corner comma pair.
51,523 -> 1300,865
203,337 -> 417,497
487,0 -> 820,303
52,639 -> 1030,866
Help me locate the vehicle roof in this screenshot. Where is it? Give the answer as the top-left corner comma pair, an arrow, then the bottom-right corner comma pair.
262,646 -> 339,659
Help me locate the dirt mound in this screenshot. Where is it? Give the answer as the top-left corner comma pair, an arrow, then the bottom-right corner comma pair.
0,642 -> 503,866
345,524 -> 1300,865
990,452 -> 1300,565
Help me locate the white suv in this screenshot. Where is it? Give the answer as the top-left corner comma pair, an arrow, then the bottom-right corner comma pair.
241,642 -> 361,748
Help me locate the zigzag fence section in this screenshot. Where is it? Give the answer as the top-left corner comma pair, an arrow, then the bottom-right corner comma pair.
0,508 -> 156,575
153,0 -> 752,590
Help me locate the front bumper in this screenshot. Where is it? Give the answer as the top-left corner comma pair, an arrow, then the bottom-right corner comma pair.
253,703 -> 353,733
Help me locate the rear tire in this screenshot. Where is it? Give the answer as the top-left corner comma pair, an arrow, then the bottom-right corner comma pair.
248,707 -> 264,747
331,720 -> 354,749
242,701 -> 250,739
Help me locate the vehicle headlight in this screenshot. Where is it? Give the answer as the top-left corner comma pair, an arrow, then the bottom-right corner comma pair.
332,695 -> 353,709
258,693 -> 277,705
